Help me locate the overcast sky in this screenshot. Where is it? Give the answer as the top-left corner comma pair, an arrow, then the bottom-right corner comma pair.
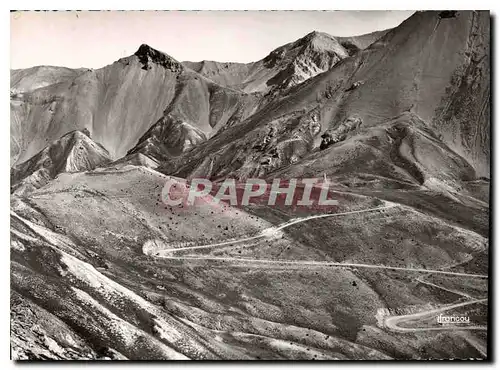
11,10 -> 414,69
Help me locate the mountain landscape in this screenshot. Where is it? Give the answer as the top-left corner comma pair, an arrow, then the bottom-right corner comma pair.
10,10 -> 490,360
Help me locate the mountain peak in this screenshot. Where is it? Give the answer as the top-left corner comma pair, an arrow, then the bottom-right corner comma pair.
134,43 -> 183,72
301,30 -> 335,43
11,129 -> 111,195
304,30 -> 330,39
259,30 -> 349,92
297,31 -> 346,53
135,43 -> 160,56
63,129 -> 95,142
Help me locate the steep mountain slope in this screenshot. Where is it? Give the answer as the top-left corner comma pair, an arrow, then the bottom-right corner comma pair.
10,10 -> 490,361
11,44 -> 260,166
337,29 -> 390,55
182,60 -> 252,88
11,130 -> 111,195
108,153 -> 160,170
10,29 -> 387,169
328,10 -> 490,177
126,115 -> 207,162
11,65 -> 85,93
160,11 -> 490,191
183,31 -> 350,94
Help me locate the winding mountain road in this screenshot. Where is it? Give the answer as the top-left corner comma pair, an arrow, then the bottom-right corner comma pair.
158,255 -> 488,278
384,298 -> 488,333
155,203 -> 487,279
156,205 -> 396,255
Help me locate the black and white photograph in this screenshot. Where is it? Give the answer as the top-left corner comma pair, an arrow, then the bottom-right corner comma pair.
9,8 -> 491,361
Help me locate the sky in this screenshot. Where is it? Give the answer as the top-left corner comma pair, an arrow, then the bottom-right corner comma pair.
10,10 -> 415,69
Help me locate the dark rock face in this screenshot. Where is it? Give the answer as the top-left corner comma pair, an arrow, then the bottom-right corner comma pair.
81,128 -> 91,138
339,41 -> 361,56
320,116 -> 363,150
262,48 -> 287,69
134,44 -> 183,72
439,10 -> 458,19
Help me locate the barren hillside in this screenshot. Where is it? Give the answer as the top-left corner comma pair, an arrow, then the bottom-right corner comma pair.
10,44 -> 260,166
